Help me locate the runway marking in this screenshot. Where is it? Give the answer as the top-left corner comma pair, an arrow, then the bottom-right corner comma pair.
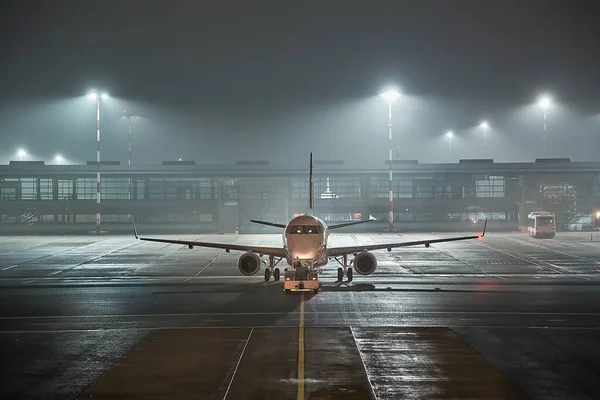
350,326 -> 378,400
0,237 -> 72,256
435,247 -> 506,280
223,327 -> 253,400
1,325 -> 600,334
507,236 -> 600,265
4,310 -> 600,320
1,264 -> 19,271
297,293 -> 305,400
476,241 -> 569,275
185,249 -> 227,282
48,240 -> 142,276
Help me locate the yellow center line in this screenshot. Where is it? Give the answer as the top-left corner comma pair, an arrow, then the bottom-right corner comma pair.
297,292 -> 305,400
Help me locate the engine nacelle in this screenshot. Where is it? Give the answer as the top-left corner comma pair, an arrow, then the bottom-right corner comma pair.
237,252 -> 261,276
353,251 -> 377,275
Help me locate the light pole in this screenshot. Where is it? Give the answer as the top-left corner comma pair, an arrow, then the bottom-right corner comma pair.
538,95 -> 552,157
446,131 -> 453,162
123,109 -> 139,204
480,121 -> 489,158
122,109 -> 139,167
380,89 -> 401,232
17,149 -> 26,161
87,89 -> 109,234
54,155 -> 64,165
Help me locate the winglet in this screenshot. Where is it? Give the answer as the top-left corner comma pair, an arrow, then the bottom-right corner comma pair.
133,220 -> 139,239
308,152 -> 314,215
480,218 -> 488,238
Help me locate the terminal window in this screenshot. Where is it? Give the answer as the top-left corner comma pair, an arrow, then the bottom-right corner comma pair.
475,176 -> 505,198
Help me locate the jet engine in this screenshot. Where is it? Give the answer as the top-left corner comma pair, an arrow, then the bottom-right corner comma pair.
237,252 -> 261,276
353,251 -> 377,275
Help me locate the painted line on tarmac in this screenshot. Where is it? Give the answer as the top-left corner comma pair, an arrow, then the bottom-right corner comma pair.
350,326 -> 378,400
223,327 -> 253,400
0,324 -> 599,334
0,237 -> 72,256
185,250 -> 227,282
297,293 -> 305,400
435,247 -> 506,280
506,236 -> 600,265
476,241 -> 570,275
1,264 -> 19,271
3,310 -> 600,320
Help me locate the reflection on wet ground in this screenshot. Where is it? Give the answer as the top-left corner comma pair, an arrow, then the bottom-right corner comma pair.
1,233 -> 600,399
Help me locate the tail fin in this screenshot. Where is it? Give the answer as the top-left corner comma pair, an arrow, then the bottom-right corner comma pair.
308,152 -> 314,215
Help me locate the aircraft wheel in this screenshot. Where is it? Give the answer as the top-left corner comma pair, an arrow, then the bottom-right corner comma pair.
264,267 -> 271,282
347,267 -> 353,282
337,267 -> 343,282
273,268 -> 280,281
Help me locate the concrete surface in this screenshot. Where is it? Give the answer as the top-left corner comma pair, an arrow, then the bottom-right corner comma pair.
1,232 -> 600,399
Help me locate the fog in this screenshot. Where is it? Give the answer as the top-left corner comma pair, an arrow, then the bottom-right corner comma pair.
0,94 -> 597,167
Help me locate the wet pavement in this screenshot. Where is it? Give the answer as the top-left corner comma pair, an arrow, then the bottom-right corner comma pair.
1,232 -> 600,399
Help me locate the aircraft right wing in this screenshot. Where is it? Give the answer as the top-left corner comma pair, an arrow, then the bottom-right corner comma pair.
250,220 -> 287,229
327,219 -> 487,257
133,222 -> 287,258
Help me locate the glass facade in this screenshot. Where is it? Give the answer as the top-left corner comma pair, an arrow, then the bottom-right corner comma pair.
368,176 -> 413,198
0,165 -> 595,230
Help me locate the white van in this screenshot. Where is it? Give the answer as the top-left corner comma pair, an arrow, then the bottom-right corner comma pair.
527,211 -> 555,238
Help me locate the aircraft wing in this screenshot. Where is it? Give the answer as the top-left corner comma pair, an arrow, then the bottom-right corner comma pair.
250,220 -> 287,229
133,223 -> 287,258
328,220 -> 374,230
327,219 -> 486,257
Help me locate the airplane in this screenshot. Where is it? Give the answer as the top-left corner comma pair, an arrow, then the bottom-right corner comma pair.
133,153 -> 487,291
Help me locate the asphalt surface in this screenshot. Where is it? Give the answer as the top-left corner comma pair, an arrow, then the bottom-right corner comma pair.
1,231 -> 600,399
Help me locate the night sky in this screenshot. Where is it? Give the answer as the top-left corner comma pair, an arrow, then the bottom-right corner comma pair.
1,0 -> 599,165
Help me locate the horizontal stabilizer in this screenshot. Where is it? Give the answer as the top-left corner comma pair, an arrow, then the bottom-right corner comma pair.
328,220 -> 374,230
250,220 -> 287,229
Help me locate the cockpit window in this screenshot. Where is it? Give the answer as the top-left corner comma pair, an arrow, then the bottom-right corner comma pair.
288,225 -> 320,234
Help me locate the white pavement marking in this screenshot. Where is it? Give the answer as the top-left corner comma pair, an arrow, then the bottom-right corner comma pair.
350,327 -> 378,400
0,237 -> 70,256
49,240 -> 142,277
506,236 -> 600,265
223,327 -> 254,400
1,265 -> 19,271
185,249 -> 227,282
0,325 -> 599,334
436,247 -> 506,280
2,310 -> 600,320
476,241 -> 570,275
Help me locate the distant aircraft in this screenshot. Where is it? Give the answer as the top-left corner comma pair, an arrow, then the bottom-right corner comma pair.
134,153 -> 486,291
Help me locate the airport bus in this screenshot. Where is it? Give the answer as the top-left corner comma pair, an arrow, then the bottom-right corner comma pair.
527,211 -> 556,238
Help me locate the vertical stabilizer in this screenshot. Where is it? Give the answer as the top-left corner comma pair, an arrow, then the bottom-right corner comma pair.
309,152 -> 314,215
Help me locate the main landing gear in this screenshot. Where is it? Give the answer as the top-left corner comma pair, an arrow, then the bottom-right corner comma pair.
264,255 -> 282,282
334,255 -> 353,282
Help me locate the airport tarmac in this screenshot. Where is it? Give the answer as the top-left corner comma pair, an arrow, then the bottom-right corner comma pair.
1,231 -> 600,399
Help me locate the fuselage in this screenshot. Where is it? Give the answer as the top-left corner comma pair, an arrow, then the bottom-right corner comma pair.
282,215 -> 329,267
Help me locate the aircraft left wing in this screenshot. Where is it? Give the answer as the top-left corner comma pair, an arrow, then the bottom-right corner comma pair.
327,219 -> 486,257
328,220 -> 374,230
133,223 -> 287,258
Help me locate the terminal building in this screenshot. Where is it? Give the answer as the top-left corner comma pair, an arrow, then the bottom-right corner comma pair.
1,158 -> 599,234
